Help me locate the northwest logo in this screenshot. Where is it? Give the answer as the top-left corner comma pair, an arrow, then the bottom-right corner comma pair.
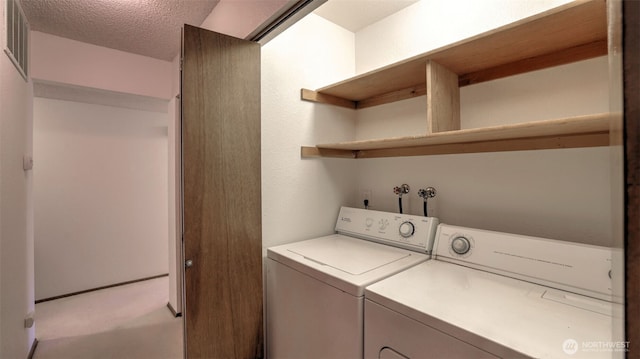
562,339 -> 579,355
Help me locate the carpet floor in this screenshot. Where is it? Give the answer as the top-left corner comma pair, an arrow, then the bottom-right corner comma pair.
33,276 -> 183,359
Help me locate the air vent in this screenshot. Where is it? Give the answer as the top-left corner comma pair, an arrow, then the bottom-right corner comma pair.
4,0 -> 28,80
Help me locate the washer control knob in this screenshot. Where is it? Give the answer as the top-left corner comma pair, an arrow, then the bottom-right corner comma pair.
378,219 -> 389,230
451,236 -> 471,255
399,221 -> 415,238
365,218 -> 374,228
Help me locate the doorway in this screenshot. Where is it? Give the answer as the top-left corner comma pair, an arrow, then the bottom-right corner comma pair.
31,82 -> 176,355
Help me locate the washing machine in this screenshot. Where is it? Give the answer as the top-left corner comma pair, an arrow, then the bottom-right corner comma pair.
266,206 -> 439,359
365,224 -> 624,359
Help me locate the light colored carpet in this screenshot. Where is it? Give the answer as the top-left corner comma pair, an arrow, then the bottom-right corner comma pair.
34,276 -> 183,359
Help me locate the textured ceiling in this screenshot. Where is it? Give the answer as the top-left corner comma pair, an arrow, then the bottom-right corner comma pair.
20,0 -> 420,62
21,0 -> 220,61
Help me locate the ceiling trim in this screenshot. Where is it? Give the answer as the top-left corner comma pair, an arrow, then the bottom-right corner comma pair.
248,0 -> 327,44
34,80 -> 169,113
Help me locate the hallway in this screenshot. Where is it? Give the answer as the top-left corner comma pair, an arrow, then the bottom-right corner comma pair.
33,276 -> 183,359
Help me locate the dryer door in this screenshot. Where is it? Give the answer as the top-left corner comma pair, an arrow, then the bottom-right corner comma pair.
365,299 -> 501,359
380,347 -> 409,359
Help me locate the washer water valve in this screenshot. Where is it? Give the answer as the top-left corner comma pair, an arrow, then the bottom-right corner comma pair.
393,184 -> 410,214
418,187 -> 436,217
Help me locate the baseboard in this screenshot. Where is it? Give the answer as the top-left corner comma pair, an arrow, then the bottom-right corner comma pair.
167,302 -> 182,317
27,338 -> 38,359
35,273 -> 169,304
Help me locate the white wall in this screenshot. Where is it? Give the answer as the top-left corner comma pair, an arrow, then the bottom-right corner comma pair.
33,97 -> 169,300
29,29 -> 172,301
354,0 -> 572,74
352,58 -> 612,246
268,0 -> 612,247
31,31 -> 172,100
349,0 -> 612,246
261,13 -> 358,249
355,147 -> 611,246
0,0 -> 36,355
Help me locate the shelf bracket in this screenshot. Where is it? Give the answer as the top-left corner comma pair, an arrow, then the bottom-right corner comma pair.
357,86 -> 427,109
301,89 -> 357,109
301,146 -> 357,159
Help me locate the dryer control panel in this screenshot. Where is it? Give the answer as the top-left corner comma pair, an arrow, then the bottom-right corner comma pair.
335,207 -> 439,254
434,224 -> 619,302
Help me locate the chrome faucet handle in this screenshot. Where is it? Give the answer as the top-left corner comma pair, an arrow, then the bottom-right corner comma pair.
393,184 -> 410,196
418,187 -> 436,201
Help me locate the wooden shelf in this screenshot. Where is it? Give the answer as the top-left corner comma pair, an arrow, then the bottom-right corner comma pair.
301,114 -> 614,159
300,0 -> 611,159
301,0 -> 607,109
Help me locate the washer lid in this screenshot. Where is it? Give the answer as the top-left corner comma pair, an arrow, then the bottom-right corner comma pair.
268,234 -> 429,296
287,235 -> 411,275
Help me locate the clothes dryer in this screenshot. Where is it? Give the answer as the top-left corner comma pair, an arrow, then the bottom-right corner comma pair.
365,224 -> 623,359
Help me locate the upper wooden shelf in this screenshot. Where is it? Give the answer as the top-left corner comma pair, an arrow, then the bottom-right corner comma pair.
301,0 -> 607,109
301,114 -> 613,159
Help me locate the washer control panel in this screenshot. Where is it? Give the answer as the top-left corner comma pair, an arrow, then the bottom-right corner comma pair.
399,221 -> 415,238
335,207 -> 439,253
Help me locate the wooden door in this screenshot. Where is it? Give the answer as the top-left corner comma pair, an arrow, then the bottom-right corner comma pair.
623,0 -> 640,354
181,25 -> 262,359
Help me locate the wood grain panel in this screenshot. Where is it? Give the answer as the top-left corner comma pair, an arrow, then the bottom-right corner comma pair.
426,60 -> 460,133
182,25 -> 262,359
315,0 -> 606,102
458,40 -> 607,87
300,89 -> 356,109
357,85 -> 426,109
314,114 -> 611,151
300,146 -> 356,158
623,0 -> 640,355
354,133 -> 608,158
301,133 -> 609,159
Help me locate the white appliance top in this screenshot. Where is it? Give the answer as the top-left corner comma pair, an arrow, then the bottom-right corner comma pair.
267,207 -> 439,296
366,261 -> 622,359
434,224 -> 619,302
365,224 -> 623,358
286,235 -> 411,275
